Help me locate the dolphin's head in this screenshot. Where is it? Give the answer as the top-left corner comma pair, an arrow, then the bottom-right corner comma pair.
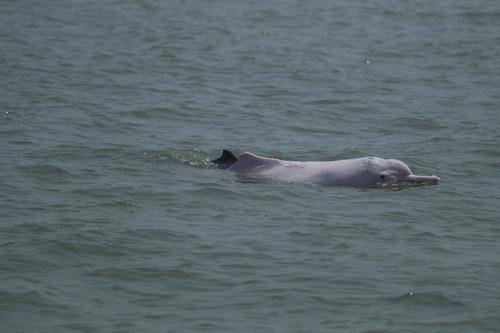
373,158 -> 440,187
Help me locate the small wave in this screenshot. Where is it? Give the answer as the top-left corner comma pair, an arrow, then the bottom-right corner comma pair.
185,185 -> 239,199
70,186 -> 140,199
390,117 -> 446,130
142,149 -> 213,168
383,290 -> 465,308
0,290 -> 65,310
0,290 -> 45,306
87,266 -> 198,281
126,107 -> 209,122
118,228 -> 201,246
18,164 -> 72,178
127,107 -> 175,120
461,10 -> 500,20
372,181 -> 440,191
43,238 -> 128,258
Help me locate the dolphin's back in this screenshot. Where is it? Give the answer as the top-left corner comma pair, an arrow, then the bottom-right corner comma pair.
230,153 -> 380,186
228,152 -> 280,173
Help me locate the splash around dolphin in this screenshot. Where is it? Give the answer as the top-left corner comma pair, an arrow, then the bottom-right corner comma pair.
211,150 -> 440,188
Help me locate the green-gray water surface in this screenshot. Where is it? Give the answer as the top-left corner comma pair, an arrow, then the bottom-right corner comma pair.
1,0 -> 500,332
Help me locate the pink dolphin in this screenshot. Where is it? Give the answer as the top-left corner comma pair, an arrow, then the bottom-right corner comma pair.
211,150 -> 440,187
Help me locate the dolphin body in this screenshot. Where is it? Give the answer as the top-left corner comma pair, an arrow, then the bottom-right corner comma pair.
211,150 -> 440,187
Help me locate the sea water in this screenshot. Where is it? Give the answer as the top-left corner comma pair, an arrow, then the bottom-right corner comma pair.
1,0 -> 499,332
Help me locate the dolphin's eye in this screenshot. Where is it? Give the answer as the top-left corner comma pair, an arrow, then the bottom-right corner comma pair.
379,175 -> 385,180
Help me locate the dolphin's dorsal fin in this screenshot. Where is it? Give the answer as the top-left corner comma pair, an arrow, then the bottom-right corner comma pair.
229,152 -> 279,173
211,149 -> 238,169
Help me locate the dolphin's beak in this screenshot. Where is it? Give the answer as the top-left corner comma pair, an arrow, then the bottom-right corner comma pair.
404,174 -> 440,185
